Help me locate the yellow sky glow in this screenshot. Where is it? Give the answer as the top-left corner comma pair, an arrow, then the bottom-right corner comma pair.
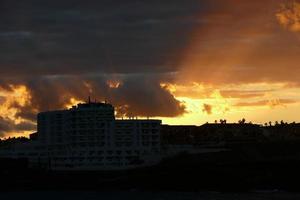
160,82 -> 300,125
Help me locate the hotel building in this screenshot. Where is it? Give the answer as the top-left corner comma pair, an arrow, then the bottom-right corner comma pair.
0,101 -> 162,171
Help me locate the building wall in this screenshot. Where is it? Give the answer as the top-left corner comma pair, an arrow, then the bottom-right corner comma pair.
34,103 -> 161,170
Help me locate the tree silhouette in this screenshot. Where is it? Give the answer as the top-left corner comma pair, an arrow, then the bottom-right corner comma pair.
238,118 -> 246,124
242,118 -> 246,124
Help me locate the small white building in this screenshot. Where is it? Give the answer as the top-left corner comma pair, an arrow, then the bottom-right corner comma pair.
0,101 -> 162,171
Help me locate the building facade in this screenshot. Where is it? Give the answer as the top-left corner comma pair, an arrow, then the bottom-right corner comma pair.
0,102 -> 162,171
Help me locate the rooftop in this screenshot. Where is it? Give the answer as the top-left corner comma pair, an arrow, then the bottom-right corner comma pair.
70,96 -> 113,110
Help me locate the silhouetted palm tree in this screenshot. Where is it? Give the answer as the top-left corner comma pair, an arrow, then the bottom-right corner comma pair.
238,118 -> 246,124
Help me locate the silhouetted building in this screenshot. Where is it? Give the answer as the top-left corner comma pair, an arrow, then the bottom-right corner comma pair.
0,101 -> 161,171
161,123 -> 266,145
29,132 -> 38,140
3,101 -> 300,171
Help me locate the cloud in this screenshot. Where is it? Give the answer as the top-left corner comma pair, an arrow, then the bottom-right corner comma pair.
161,82 -> 215,99
2,0 -> 300,86
1,74 -> 186,117
276,1 -> 300,32
0,74 -> 187,136
161,83 -> 273,100
1,0 -> 300,136
0,117 -> 35,137
234,99 -> 298,108
99,76 -> 186,118
0,85 -> 35,137
202,103 -> 212,115
219,90 -> 269,99
267,99 -> 297,108
178,0 -> 300,85
0,0 -> 204,77
0,31 -> 33,39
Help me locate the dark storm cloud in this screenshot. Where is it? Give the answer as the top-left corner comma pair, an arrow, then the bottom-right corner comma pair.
0,117 -> 35,137
5,0 -> 300,136
0,0 -> 206,76
106,76 -> 186,117
0,0 -> 205,136
0,74 -> 186,122
31,74 -> 186,117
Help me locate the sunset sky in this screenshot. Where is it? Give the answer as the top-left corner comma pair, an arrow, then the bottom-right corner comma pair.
1,0 -> 300,138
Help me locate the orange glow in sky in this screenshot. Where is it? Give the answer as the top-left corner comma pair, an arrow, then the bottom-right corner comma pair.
156,1 -> 300,125
65,97 -> 85,109
0,85 -> 31,124
2,1 -> 300,138
160,82 -> 300,125
0,85 -> 35,138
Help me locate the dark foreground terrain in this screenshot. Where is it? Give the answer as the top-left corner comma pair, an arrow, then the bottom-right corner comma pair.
1,142 -> 300,192
1,190 -> 300,200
